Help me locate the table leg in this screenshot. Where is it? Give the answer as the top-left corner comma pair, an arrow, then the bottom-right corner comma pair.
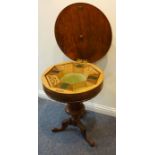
77,120 -> 95,147
52,102 -> 96,147
52,118 -> 72,132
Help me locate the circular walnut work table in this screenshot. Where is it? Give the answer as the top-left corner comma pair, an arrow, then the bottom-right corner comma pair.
42,62 -> 104,146
42,3 -> 112,147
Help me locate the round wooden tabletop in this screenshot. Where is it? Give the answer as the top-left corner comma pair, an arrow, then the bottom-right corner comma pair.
55,3 -> 112,63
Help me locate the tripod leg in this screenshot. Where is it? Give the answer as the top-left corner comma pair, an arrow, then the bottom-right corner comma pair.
77,121 -> 95,147
52,118 -> 71,132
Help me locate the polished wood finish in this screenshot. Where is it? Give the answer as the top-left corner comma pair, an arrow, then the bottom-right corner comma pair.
52,102 -> 95,147
42,61 -> 104,96
42,62 -> 103,146
43,81 -> 103,103
65,102 -> 86,117
43,72 -> 103,146
55,3 -> 112,62
41,2 -> 111,147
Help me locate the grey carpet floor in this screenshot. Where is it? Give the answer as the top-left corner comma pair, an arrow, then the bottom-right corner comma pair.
38,97 -> 116,155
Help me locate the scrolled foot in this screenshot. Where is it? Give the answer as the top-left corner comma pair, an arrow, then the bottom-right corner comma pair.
51,118 -> 71,132
77,121 -> 96,147
52,128 -> 63,132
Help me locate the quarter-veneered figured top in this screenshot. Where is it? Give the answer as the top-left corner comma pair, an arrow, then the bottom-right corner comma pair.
55,3 -> 112,62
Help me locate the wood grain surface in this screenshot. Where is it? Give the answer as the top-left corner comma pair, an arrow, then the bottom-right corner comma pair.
55,3 -> 112,62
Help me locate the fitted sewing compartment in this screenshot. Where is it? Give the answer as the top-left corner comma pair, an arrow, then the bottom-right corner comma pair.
42,62 -> 103,94
41,3 -> 112,147
42,2 -> 112,102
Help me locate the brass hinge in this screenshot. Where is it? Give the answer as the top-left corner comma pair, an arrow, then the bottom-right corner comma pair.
76,59 -> 88,63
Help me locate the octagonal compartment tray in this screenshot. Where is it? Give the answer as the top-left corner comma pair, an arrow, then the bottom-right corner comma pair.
42,61 -> 104,94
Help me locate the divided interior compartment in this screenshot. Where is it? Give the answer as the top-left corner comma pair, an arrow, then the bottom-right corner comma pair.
45,62 -> 101,92
61,73 -> 87,84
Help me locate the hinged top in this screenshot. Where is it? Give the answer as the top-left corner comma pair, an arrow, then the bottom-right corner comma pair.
55,3 -> 112,62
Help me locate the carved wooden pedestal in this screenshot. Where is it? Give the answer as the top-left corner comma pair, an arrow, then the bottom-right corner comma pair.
42,61 -> 103,147
52,102 -> 95,147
